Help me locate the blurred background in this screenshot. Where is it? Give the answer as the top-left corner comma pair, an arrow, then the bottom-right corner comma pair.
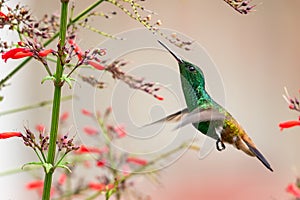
1,0 -> 300,199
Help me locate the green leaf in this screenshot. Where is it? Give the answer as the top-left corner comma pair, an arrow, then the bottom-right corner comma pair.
56,163 -> 72,173
61,75 -> 76,89
22,162 -> 53,173
21,162 -> 43,170
41,75 -> 55,84
0,96 -> 3,101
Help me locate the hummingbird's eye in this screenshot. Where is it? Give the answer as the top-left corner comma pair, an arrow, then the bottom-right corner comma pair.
188,65 -> 196,72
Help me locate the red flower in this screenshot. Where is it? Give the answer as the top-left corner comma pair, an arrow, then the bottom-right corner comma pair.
60,111 -> 69,123
0,11 -> 8,21
58,173 -> 67,185
83,126 -> 98,135
286,183 -> 300,198
26,180 -> 55,197
88,182 -> 114,191
126,157 -> 148,166
81,108 -> 93,116
38,49 -> 53,57
0,132 -> 22,139
2,48 -> 33,62
88,182 -> 106,191
26,180 -> 44,190
279,120 -> 300,131
35,124 -> 45,132
87,60 -> 106,70
68,38 -> 84,60
96,159 -> 106,167
2,47 -> 53,62
113,125 -> 126,138
154,94 -> 164,101
75,145 -> 102,154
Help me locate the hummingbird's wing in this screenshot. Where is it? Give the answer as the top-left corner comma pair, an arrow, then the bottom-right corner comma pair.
174,108 -> 226,130
143,108 -> 189,127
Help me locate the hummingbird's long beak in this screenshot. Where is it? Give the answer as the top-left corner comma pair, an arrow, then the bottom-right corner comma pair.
157,40 -> 183,63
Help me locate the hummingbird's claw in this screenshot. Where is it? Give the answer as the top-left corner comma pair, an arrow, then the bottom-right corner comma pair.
216,139 -> 226,151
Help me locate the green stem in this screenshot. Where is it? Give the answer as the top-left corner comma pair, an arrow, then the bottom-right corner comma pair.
54,151 -> 68,168
0,0 -> 106,88
33,148 -> 46,163
0,166 -> 38,177
41,1 -> 69,199
0,95 -> 72,116
98,118 -> 117,170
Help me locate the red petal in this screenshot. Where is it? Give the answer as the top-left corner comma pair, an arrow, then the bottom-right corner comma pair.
126,157 -> 148,166
88,182 -> 106,191
68,39 -> 84,60
35,124 -> 45,132
2,48 -> 32,62
83,126 -> 98,135
113,125 -> 126,138
154,94 -> 164,101
58,174 -> 67,185
60,112 -> 69,123
0,11 -> 8,20
96,160 -> 106,167
81,108 -> 93,116
286,183 -> 300,197
38,49 -> 53,57
0,132 -> 22,139
279,120 -> 300,131
26,180 -> 44,190
75,145 -> 102,154
87,60 -> 106,70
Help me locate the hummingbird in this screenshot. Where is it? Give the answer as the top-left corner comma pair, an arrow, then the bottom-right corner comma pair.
149,40 -> 273,172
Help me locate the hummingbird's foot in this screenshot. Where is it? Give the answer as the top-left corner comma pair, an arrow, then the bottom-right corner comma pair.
216,139 -> 226,151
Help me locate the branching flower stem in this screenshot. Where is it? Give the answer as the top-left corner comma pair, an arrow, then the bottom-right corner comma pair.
42,1 -> 69,199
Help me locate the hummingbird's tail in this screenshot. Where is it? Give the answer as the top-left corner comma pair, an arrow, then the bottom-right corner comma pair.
239,134 -> 273,172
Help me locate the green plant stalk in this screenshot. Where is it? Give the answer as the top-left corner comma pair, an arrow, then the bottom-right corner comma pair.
0,0 -> 105,88
41,1 -> 69,199
0,95 -> 72,116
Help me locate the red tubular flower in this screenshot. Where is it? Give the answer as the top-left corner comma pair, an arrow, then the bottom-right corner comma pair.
58,173 -> 67,185
83,126 -> 98,135
75,145 -> 102,154
88,182 -> 106,191
0,132 -> 22,139
26,180 -> 55,197
154,94 -> 164,101
2,48 -> 33,62
35,124 -> 45,132
96,160 -> 106,167
0,11 -> 8,20
88,182 -> 114,191
38,49 -> 53,57
82,108 -> 93,116
87,60 -> 106,70
113,125 -> 126,138
2,47 -> 53,62
279,120 -> 300,131
286,183 -> 300,198
26,180 -> 44,190
60,111 -> 69,123
68,38 -> 84,60
126,157 -> 148,166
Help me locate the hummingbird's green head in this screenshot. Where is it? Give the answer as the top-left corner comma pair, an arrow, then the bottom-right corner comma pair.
158,40 -> 205,89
